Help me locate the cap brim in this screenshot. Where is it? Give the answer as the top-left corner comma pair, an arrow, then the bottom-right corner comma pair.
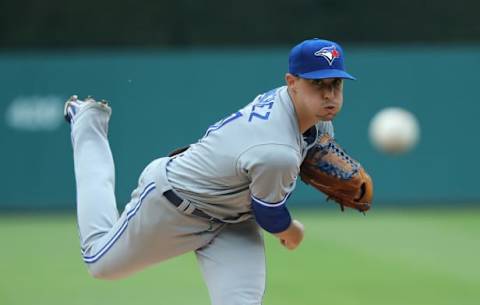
298,69 -> 356,80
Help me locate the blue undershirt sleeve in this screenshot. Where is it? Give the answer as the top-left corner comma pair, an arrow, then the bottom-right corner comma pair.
251,195 -> 292,233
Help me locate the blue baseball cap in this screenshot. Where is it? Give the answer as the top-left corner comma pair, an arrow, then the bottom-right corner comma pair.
289,38 -> 355,80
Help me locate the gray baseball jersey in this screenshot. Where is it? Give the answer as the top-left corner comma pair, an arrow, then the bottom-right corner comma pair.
167,85 -> 334,221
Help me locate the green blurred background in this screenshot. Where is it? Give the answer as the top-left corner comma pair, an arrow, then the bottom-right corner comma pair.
1,0 -> 479,304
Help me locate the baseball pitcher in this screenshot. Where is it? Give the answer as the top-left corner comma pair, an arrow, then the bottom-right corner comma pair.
64,38 -> 372,305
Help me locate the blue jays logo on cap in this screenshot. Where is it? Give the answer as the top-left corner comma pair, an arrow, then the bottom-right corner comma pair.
314,46 -> 340,66
288,38 -> 355,80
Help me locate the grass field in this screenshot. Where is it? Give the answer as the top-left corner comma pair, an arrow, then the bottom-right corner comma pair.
0,209 -> 479,305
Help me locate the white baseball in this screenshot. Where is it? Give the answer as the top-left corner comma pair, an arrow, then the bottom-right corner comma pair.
369,107 -> 420,154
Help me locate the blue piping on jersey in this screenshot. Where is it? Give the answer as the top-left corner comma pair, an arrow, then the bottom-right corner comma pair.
81,182 -> 156,264
251,193 -> 290,207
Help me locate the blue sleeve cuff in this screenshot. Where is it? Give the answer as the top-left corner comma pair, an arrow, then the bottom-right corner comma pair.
251,196 -> 292,233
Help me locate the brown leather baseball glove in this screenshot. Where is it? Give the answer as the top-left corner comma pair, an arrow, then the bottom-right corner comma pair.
300,134 -> 373,212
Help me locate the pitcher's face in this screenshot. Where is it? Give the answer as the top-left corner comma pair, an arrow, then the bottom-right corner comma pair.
293,77 -> 344,121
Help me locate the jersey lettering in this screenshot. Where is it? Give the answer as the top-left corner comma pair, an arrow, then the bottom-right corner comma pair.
203,89 -> 278,138
248,106 -> 272,121
248,89 -> 276,122
203,111 -> 243,138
